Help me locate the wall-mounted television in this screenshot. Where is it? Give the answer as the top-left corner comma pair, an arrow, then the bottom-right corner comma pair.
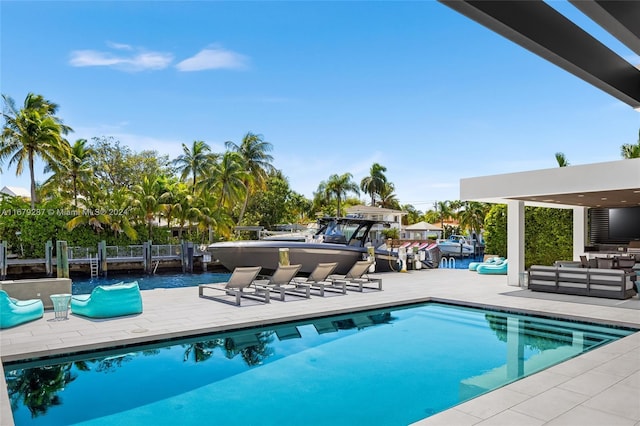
608,206 -> 640,241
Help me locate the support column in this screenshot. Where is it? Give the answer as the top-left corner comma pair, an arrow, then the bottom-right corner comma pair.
56,240 -> 69,278
143,241 -> 153,274
572,207 -> 588,261
98,240 -> 107,276
507,200 -> 525,286
45,240 -> 53,277
0,241 -> 7,280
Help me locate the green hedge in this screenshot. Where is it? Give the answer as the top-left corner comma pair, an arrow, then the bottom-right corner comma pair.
483,204 -> 572,268
0,198 -> 170,257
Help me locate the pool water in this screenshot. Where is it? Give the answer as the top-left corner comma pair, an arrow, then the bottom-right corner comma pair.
72,271 -> 231,294
5,303 -> 634,425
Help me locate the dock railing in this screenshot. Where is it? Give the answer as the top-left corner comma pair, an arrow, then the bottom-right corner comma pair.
67,244 -> 184,260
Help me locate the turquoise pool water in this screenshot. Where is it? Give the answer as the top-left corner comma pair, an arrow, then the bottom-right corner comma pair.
5,303 -> 634,425
72,271 -> 231,294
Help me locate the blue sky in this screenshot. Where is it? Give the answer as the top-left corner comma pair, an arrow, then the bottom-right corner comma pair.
1,1 -> 639,211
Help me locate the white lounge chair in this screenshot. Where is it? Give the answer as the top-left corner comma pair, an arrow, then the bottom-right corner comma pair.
331,260 -> 382,292
294,262 -> 346,296
253,264 -> 310,301
199,266 -> 269,305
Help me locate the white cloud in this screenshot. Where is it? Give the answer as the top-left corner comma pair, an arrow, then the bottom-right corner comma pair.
176,46 -> 249,71
106,41 -> 134,51
69,44 -> 173,72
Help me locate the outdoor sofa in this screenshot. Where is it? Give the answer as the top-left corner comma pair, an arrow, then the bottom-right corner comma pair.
528,265 -> 637,300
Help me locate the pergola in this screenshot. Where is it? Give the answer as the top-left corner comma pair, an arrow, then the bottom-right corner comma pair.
461,158 -> 640,285
440,1 -> 640,284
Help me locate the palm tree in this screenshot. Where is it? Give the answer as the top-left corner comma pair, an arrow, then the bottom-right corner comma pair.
207,151 -> 249,211
360,163 -> 387,206
458,201 -> 489,238
225,132 -> 275,224
173,140 -> 215,191
44,139 -> 94,208
174,192 -> 200,239
620,129 -> 640,159
104,188 -> 137,240
435,200 -> 453,230
1,93 -> 72,207
131,175 -> 164,241
158,177 -> 187,232
555,152 -> 569,167
321,173 -> 359,217
377,181 -> 399,209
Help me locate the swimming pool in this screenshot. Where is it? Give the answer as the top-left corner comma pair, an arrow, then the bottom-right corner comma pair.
4,302 -> 635,425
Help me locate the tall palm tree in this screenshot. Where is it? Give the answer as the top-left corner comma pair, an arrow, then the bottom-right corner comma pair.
206,151 -> 249,211
620,129 -> 640,159
173,140 -> 215,192
44,139 -> 94,208
1,93 -> 72,207
555,152 -> 569,167
322,173 -> 359,217
225,132 -> 275,224
360,163 -> 388,206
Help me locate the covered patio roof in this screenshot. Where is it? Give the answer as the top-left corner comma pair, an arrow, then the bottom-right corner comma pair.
460,158 -> 640,208
439,0 -> 640,109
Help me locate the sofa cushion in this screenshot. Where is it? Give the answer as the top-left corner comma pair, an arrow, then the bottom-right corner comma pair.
0,290 -> 44,329
71,281 -> 142,319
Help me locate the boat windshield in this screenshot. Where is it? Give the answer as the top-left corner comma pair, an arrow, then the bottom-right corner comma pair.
318,219 -> 371,245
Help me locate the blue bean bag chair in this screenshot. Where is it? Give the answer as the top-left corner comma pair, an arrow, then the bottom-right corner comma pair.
71,281 -> 143,318
477,260 -> 508,275
468,257 -> 504,271
0,290 -> 44,329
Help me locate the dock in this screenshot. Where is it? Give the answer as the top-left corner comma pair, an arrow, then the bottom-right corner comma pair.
1,244 -> 218,279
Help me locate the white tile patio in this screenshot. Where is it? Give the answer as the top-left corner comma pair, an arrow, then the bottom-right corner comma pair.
1,269 -> 639,426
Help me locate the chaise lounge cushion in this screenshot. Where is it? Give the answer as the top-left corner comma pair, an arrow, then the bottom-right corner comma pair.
0,290 -> 44,329
71,281 -> 143,318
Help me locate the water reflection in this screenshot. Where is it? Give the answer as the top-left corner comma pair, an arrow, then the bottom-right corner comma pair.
7,364 -> 75,418
459,313 -> 591,401
6,311 -> 394,419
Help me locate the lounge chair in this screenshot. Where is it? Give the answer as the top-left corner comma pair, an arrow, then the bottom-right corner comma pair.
71,281 -> 143,318
253,264 -> 310,301
331,260 -> 382,291
199,266 -> 269,305
0,290 -> 44,329
294,262 -> 346,296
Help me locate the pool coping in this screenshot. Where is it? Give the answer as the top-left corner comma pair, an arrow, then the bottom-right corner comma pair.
1,269 -> 639,425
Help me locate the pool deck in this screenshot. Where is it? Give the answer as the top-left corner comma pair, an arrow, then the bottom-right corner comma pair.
1,269 -> 639,425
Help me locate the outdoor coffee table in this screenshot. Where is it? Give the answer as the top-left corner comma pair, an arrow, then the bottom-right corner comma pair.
50,293 -> 72,320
